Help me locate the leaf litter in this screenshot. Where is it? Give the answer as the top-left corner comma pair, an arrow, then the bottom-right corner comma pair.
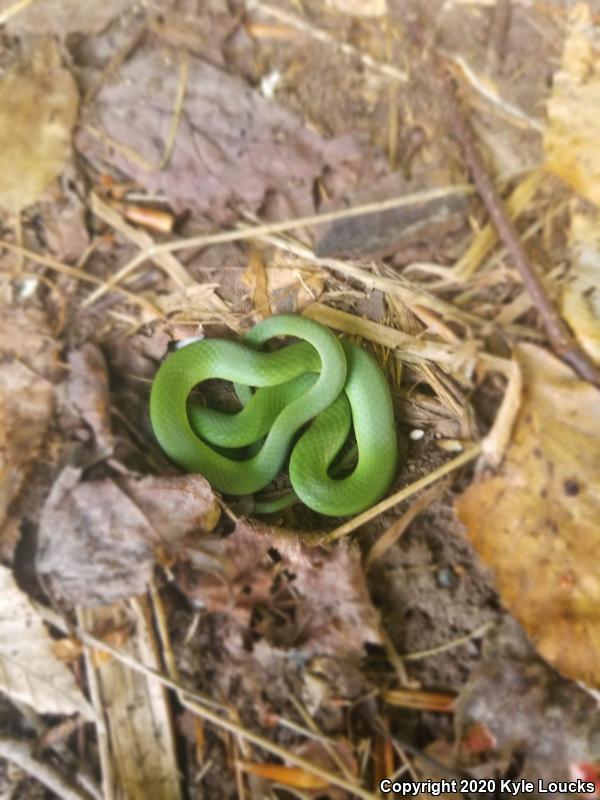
0,1 -> 600,798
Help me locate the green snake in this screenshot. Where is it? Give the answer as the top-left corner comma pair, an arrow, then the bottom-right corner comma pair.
149,315 -> 397,516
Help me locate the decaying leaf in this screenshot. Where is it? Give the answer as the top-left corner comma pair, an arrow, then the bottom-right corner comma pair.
545,4 -> 600,207
37,466 -> 220,606
456,344 -> 600,687
1,0 -> 136,35
0,565 -> 94,719
0,40 -> 78,213
0,307 -> 58,541
180,520 -> 381,658
67,343 -> 114,455
77,48 -> 360,222
561,208 -> 600,364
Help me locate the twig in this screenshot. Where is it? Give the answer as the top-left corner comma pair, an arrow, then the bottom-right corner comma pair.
0,736 -> 93,800
321,443 -> 482,543
445,75 -> 600,387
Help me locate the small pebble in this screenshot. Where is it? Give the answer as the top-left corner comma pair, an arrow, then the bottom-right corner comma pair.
436,566 -> 459,589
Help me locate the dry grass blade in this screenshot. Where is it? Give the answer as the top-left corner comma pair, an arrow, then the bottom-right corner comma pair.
322,444 -> 482,543
450,169 -> 545,281
303,302 -> 477,371
89,193 -> 194,292
0,239 -> 163,318
84,53 -> 189,172
85,185 -> 473,304
400,621 -> 494,662
383,689 -> 456,712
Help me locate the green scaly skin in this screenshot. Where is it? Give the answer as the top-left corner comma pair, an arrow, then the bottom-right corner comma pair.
149,315 -> 397,516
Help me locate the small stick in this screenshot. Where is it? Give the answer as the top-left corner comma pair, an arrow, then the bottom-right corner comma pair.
445,75 -> 600,387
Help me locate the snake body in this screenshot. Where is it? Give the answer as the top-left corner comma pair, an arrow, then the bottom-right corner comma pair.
150,315 -> 397,516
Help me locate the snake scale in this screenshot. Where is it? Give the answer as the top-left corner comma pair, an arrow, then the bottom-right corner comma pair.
150,315 -> 397,516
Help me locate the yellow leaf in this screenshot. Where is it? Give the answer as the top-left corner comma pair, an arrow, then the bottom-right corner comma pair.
456,344 -> 600,687
0,39 -> 78,213
544,4 -> 600,207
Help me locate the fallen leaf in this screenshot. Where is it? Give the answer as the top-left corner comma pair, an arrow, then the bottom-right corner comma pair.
456,344 -> 600,687
0,565 -> 94,719
0,307 -> 58,540
120,473 -> 221,538
37,466 -> 220,606
561,208 -> 600,364
0,40 -> 78,213
0,361 -> 54,533
179,520 -> 381,658
77,47 -> 361,223
1,0 -> 136,35
67,343 -> 114,455
545,4 -> 600,207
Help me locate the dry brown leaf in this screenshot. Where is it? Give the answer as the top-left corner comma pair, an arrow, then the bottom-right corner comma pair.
37,467 -> 220,606
0,40 -> 78,213
383,688 -> 455,712
545,4 -> 600,207
181,520 -> 381,658
77,47 -> 360,222
0,307 -> 58,539
0,565 -> 94,719
1,0 -> 135,35
67,343 -> 114,455
456,344 -> 600,687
